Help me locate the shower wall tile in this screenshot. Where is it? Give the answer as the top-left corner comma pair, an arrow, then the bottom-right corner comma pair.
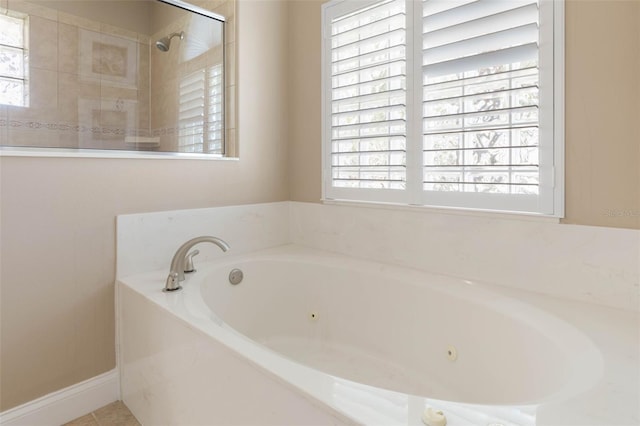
58,23 -> 79,74
78,129 -> 104,150
58,72 -> 80,124
9,67 -> 58,122
58,11 -> 101,32
137,34 -> 150,45
138,42 -> 150,82
137,43 -> 150,131
100,86 -> 138,103
57,131 -> 79,149
290,202 -> 640,312
7,127 -> 59,148
100,23 -> 138,42
29,16 -> 59,71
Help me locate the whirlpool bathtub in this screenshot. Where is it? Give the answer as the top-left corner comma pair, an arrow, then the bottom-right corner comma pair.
118,245 -> 605,425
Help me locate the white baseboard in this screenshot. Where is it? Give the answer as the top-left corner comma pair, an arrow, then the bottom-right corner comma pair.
0,370 -> 119,426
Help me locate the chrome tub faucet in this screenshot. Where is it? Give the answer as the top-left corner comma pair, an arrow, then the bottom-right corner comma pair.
164,236 -> 230,292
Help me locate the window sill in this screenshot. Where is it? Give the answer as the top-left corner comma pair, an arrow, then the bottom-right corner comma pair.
322,198 -> 562,224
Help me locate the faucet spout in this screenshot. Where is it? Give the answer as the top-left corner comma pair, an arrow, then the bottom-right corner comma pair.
164,236 -> 230,292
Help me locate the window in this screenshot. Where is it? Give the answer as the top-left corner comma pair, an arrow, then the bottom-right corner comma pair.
322,0 -> 564,216
178,64 -> 224,154
0,12 -> 28,107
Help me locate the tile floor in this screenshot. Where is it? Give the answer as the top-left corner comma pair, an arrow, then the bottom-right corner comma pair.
63,401 -> 140,426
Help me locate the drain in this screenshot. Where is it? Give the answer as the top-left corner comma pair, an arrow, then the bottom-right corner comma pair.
228,268 -> 243,285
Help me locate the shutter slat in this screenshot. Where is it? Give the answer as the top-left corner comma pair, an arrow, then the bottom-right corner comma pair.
333,118 -> 406,131
333,57 -> 405,78
333,78 -> 406,100
332,31 -> 406,64
332,103 -> 406,118
332,88 -> 405,109
332,0 -> 404,31
179,73 -> 205,88
422,0 -> 477,18
424,144 -> 538,152
423,124 -> 538,136
424,165 -> 539,169
333,149 -> 406,155
423,42 -> 537,78
332,12 -> 405,48
423,105 -> 537,120
423,66 -> 537,89
423,3 -> 538,49
423,0 -> 536,31
332,44 -> 406,73
332,133 -> 406,142
424,84 -> 538,103
423,23 -> 538,65
333,72 -> 406,90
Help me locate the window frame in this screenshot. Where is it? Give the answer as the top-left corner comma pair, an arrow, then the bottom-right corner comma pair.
321,0 -> 564,217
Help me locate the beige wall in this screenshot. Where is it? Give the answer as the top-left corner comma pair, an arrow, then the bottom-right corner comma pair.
287,0 -> 640,229
288,0 -> 323,203
0,0 -> 289,410
563,0 -> 640,229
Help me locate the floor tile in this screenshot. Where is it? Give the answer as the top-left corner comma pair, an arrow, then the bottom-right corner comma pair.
62,413 -> 98,426
92,401 -> 141,426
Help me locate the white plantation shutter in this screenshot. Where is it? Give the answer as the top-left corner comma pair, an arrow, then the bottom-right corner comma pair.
325,0 -> 410,203
207,64 -> 224,153
323,0 -> 562,215
178,65 -> 224,155
420,0 -> 554,213
179,70 -> 207,153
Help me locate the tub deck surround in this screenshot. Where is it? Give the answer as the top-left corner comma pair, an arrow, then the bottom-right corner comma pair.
116,201 -> 291,278
288,202 -> 640,313
117,245 -> 639,426
117,202 -> 639,312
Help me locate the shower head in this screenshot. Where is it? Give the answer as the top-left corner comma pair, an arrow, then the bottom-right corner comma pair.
155,31 -> 184,52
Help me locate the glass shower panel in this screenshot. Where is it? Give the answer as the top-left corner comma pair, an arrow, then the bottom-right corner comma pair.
0,0 -> 230,156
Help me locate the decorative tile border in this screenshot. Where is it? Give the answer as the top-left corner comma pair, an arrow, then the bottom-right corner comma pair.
0,118 -> 150,137
0,119 -> 191,139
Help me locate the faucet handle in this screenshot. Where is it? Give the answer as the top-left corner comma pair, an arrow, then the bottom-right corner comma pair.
164,272 -> 182,292
184,249 -> 200,273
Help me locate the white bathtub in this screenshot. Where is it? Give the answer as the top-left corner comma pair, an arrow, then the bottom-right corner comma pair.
118,245 -> 632,425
